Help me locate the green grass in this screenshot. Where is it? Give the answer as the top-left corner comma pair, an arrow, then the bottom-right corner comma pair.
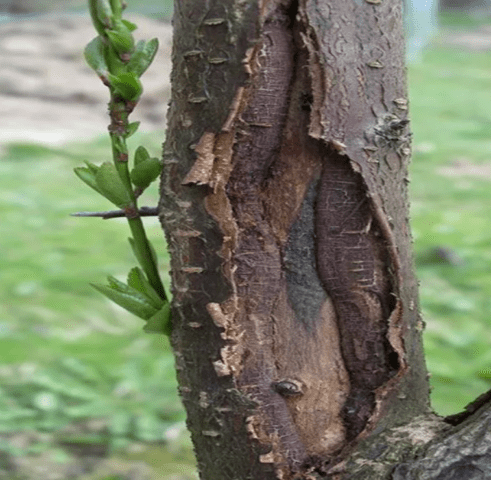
0,133 -> 171,367
0,133 -> 193,477
439,10 -> 491,29
409,46 -> 491,414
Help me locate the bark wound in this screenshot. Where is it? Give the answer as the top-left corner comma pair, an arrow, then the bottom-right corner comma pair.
316,150 -> 399,440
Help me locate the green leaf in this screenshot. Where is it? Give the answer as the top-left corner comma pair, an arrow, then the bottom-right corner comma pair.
122,19 -> 138,32
107,20 -> 135,55
74,166 -> 104,196
95,162 -> 132,208
106,274 -> 137,294
127,267 -> 148,294
126,121 -> 140,138
84,36 -> 109,78
95,0 -> 114,28
109,0 -> 122,19
144,302 -> 171,335
91,279 -> 157,320
84,161 -> 100,175
105,44 -> 126,76
108,72 -> 142,101
127,267 -> 163,309
130,157 -> 162,190
88,0 -> 107,37
127,39 -> 159,77
134,145 -> 150,165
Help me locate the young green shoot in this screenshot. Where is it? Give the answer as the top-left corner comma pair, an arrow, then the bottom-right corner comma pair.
73,0 -> 170,335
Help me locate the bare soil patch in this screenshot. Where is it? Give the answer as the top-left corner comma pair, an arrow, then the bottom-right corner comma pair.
0,13 -> 172,146
438,24 -> 491,51
438,157 -> 491,179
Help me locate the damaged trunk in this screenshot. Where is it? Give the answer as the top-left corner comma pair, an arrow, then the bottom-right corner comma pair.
160,0 -> 434,477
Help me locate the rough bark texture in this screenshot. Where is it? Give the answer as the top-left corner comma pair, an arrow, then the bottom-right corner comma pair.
157,0 -> 489,478
393,400 -> 491,480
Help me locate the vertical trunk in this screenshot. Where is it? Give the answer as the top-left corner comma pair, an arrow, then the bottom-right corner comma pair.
159,0 -> 431,478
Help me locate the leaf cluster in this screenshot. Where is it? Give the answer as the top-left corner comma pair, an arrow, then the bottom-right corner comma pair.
74,146 -> 161,209
74,1 -> 170,335
92,268 -> 171,335
85,0 -> 159,102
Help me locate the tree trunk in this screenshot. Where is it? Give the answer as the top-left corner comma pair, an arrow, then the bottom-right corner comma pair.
159,0 -> 491,478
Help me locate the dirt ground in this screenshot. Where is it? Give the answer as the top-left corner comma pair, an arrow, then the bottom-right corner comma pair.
1,12 -> 491,151
0,13 -> 172,148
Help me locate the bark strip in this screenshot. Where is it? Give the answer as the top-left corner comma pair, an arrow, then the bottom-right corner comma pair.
316,149 -> 398,440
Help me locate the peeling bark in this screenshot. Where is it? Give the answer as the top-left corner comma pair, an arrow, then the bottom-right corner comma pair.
157,0 -> 456,478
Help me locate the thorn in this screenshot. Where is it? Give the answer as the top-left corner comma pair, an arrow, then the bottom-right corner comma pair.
71,206 -> 158,219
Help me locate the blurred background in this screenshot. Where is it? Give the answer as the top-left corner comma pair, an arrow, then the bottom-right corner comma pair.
1,0 -> 491,478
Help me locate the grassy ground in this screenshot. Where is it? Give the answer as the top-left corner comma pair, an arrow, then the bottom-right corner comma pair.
1,11 -> 491,479
0,134 -> 194,478
409,45 -> 491,414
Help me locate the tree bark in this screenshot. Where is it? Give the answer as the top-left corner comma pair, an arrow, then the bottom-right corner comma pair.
159,0 -> 491,478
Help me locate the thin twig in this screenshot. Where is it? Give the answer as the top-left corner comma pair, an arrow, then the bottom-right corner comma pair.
71,206 -> 158,219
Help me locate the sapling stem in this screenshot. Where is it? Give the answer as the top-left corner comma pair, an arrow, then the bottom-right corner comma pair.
127,216 -> 166,300
107,91 -> 166,300
74,0 -> 170,333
